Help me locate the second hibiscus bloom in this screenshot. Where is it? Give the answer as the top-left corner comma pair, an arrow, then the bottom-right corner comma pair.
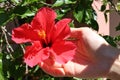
12,7 -> 76,67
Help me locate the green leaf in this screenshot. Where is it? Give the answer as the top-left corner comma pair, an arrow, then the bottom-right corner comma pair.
86,10 -> 92,19
73,77 -> 83,80
21,9 -> 35,18
114,35 -> 120,42
116,2 -> 120,11
73,9 -> 84,23
13,6 -> 27,15
65,0 -> 76,4
56,14 -> 64,20
0,13 -> 12,26
21,0 -> 40,6
0,53 -> 3,59
116,23 -> 120,31
0,0 -> 6,2
0,8 -> 5,13
89,19 -> 99,31
100,5 -> 106,11
0,53 -> 4,80
11,0 -> 20,4
0,63 -> 4,80
52,0 -> 64,7
13,6 -> 35,18
103,36 -> 117,47
56,10 -> 65,20
69,20 -> 75,28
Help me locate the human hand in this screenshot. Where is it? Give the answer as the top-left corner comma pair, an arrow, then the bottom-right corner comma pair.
39,27 -> 119,78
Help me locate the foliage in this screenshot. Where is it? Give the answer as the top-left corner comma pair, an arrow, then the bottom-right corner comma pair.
0,0 -> 120,80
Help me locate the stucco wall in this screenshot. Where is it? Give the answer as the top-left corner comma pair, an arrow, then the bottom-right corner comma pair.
98,0 -> 120,37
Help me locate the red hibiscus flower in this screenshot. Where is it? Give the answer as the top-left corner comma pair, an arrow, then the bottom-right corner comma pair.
12,7 -> 76,67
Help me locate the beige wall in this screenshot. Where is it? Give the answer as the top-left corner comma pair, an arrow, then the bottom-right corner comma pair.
110,0 -> 120,36
110,9 -> 120,36
98,0 -> 120,37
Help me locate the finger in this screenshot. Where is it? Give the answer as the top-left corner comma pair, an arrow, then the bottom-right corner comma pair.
70,28 -> 82,38
70,27 -> 94,60
39,58 -> 62,68
70,27 -> 96,37
62,61 -> 89,77
39,62 -> 65,77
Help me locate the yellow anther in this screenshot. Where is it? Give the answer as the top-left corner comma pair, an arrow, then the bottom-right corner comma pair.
38,30 -> 46,39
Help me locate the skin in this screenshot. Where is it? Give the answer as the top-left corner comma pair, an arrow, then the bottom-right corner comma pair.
39,27 -> 120,79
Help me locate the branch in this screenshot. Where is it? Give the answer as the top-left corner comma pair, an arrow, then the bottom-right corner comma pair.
1,26 -> 14,59
108,0 -> 120,15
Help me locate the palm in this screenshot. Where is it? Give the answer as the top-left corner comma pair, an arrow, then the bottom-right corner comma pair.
40,27 -> 111,78
62,28 -> 110,78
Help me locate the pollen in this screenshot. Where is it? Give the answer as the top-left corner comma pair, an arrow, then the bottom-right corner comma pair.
38,30 -> 46,39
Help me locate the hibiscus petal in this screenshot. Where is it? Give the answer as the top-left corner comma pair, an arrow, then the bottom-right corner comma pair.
24,42 -> 42,67
12,23 -> 39,44
51,40 -> 76,64
31,7 -> 56,33
53,19 -> 71,41
24,41 -> 50,67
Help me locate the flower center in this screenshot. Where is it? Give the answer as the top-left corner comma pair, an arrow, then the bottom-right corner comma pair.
38,30 -> 46,39
37,30 -> 52,48
43,42 -> 52,48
